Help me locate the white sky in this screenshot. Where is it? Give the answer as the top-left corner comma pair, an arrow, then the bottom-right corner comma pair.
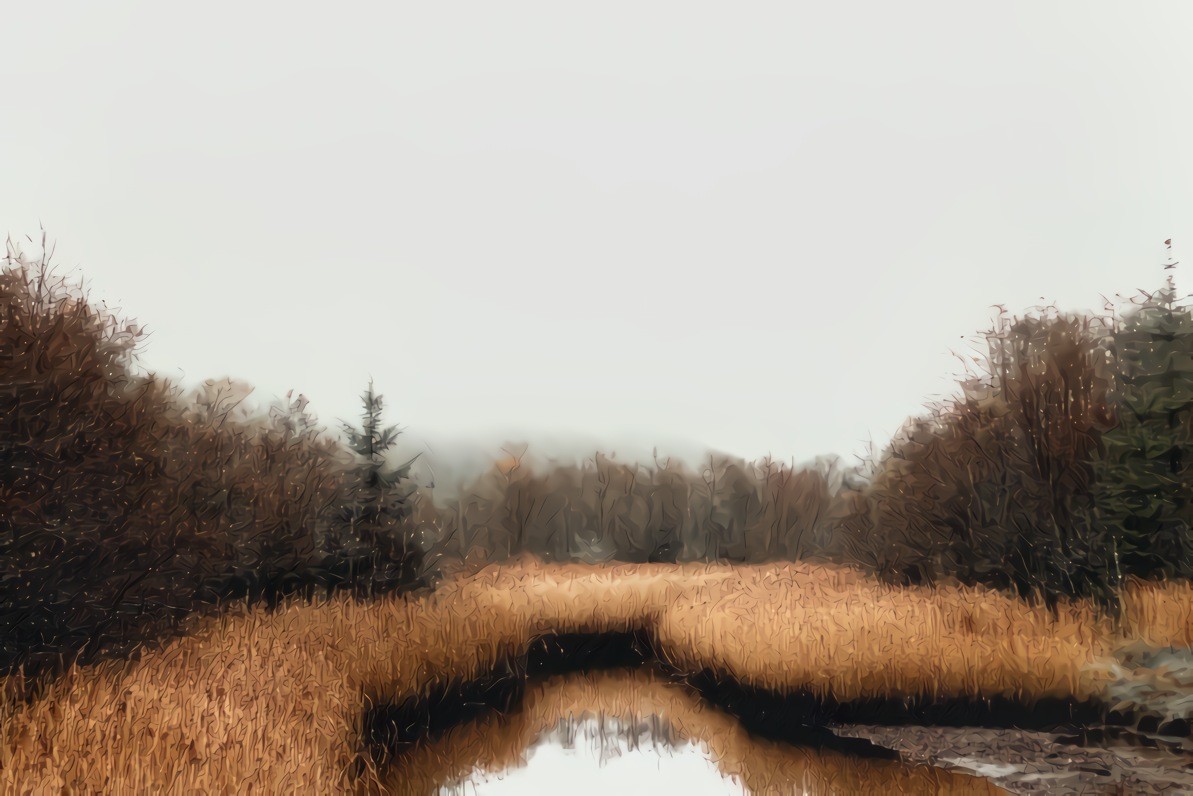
445,719 -> 744,796
4,1 -> 1193,476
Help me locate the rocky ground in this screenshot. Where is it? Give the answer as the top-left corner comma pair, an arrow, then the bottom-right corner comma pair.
834,723 -> 1193,794
837,644 -> 1193,794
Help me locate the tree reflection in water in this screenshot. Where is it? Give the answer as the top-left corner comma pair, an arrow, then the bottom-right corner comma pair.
444,713 -> 740,795
379,669 -> 1001,796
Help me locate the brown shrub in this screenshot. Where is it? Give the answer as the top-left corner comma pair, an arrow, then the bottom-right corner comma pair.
0,240 -> 401,678
826,306 -> 1120,604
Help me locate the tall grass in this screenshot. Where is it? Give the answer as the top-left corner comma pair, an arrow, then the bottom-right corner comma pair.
1,558 -> 1188,793
5,235 -> 1189,681
7,236 -> 1193,791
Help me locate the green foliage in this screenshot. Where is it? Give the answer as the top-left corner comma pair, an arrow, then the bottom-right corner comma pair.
327,381 -> 425,595
1092,283 -> 1193,598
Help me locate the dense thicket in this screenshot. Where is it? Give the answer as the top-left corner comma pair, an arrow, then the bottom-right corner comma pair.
408,282 -> 1193,612
0,242 -> 423,677
824,307 -> 1120,605
6,232 -> 1193,678
821,285 -> 1193,611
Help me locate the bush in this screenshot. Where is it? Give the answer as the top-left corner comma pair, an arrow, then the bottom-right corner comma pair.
1,239 -> 200,672
824,305 -> 1119,606
0,239 -> 423,677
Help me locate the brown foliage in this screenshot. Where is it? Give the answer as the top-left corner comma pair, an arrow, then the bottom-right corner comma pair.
826,306 -> 1120,603
414,451 -> 845,576
0,241 -> 388,677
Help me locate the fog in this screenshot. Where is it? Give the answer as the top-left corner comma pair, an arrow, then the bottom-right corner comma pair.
4,1 -> 1192,480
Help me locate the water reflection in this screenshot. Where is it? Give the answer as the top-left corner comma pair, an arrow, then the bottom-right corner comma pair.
442,714 -> 742,795
380,669 -> 1000,795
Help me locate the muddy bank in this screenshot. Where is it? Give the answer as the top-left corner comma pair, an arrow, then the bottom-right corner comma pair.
834,724 -> 1193,795
363,631 -> 653,762
359,628 -> 1193,793
684,669 -> 1104,732
375,668 -> 1001,795
363,629 -> 910,765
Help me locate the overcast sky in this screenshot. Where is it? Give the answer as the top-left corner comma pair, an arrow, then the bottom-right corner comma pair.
4,1 -> 1193,479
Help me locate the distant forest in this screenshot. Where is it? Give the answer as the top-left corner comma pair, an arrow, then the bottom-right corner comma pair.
4,235 -> 1192,680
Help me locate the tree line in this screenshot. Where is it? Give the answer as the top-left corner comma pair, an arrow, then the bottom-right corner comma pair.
1,240 -> 427,678
4,235 -> 1192,683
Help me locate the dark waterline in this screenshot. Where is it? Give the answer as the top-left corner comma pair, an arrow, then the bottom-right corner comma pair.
360,627 -> 1109,771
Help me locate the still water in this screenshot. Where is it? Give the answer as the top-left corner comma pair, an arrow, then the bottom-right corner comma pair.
383,669 -> 997,795
441,715 -> 744,795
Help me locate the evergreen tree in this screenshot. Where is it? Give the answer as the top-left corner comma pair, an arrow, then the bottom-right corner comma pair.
330,380 -> 425,596
1093,278 -> 1193,600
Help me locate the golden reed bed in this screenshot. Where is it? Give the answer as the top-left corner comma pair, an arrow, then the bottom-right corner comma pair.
1,557 -> 1190,794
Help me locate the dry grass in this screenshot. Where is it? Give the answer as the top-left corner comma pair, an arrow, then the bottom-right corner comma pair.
1119,577 -> 1193,648
1,557 -> 1190,794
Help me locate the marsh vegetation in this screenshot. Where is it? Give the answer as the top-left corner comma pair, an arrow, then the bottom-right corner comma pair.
5,238 -> 1193,792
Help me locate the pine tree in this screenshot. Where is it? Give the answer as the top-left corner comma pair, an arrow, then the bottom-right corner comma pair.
331,380 -> 425,596
1093,277 -> 1193,601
